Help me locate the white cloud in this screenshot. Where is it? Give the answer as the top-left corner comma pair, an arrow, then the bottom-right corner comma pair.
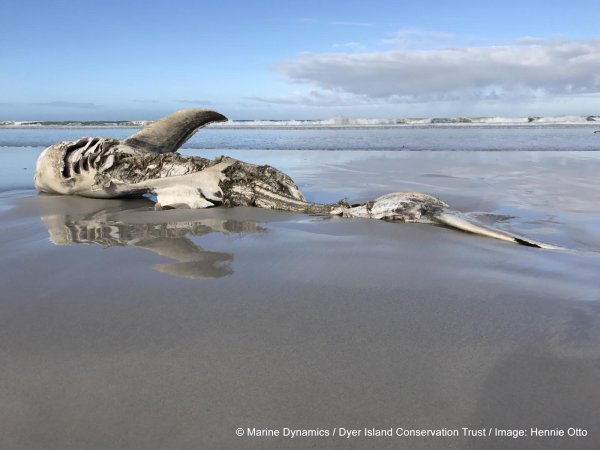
513,36 -> 547,45
332,42 -> 366,51
278,39 -> 600,102
245,90 -> 370,107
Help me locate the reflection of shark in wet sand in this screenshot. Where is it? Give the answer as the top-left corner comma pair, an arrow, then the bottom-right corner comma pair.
41,203 -> 265,279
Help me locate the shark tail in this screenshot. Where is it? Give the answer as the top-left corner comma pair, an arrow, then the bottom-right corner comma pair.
435,212 -> 562,250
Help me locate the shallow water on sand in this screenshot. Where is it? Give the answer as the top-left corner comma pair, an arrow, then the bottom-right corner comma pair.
0,130 -> 599,449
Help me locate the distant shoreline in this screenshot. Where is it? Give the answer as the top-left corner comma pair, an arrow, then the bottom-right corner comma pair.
1,114 -> 599,129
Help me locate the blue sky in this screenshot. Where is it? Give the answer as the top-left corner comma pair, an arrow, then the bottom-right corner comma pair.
1,0 -> 600,120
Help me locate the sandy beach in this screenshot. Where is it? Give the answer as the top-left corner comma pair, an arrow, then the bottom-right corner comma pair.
0,146 -> 599,449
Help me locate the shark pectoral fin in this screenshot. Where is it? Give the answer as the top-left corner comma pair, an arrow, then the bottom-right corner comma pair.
123,108 -> 228,154
155,186 -> 214,209
436,212 -> 563,250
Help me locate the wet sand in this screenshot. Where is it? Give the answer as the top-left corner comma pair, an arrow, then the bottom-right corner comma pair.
1,150 -> 599,449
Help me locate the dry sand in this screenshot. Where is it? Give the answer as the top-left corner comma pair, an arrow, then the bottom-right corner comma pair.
0,150 -> 599,449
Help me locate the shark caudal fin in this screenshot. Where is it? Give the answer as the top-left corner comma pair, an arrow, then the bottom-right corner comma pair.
436,212 -> 563,250
123,108 -> 228,154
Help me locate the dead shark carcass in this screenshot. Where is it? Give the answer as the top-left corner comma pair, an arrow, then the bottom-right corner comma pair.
34,108 -> 559,249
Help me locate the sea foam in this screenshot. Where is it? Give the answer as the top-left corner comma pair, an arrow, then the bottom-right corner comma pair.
0,116 -> 597,129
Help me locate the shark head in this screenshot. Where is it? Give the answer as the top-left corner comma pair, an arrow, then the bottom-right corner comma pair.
34,137 -> 122,196
34,108 -> 228,197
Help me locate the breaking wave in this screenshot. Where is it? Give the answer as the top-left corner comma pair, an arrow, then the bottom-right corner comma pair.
211,115 -> 599,128
1,116 -> 598,129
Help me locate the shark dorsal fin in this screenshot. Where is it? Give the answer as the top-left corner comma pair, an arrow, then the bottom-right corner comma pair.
123,108 -> 227,153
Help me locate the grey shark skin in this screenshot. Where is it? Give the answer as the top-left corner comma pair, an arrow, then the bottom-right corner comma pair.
34,108 -> 559,249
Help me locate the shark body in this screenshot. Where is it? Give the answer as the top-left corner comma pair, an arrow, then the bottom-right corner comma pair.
34,108 -> 560,249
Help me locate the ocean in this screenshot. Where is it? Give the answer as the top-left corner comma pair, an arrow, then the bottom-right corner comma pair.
1,120 -> 599,151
